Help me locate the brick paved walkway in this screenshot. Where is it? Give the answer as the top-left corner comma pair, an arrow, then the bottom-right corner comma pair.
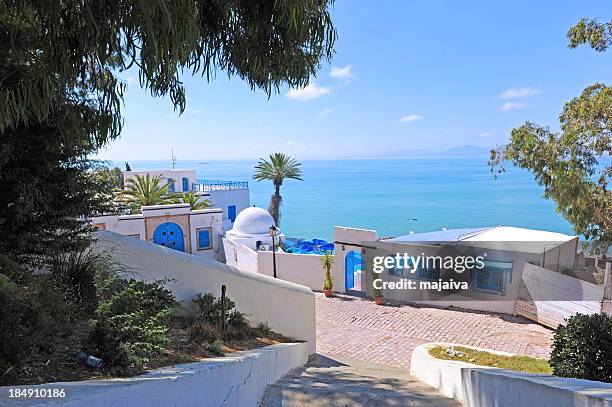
316,292 -> 553,369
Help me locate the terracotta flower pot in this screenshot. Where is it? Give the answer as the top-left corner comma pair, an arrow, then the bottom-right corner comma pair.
323,289 -> 332,297
375,296 -> 384,305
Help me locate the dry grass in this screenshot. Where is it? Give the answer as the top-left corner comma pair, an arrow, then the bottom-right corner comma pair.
429,345 -> 552,374
4,317 -> 294,386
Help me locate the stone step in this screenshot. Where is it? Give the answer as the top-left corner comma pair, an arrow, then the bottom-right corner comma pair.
259,354 -> 462,407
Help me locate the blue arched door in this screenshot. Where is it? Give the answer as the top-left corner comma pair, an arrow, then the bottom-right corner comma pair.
153,222 -> 185,252
345,250 -> 362,290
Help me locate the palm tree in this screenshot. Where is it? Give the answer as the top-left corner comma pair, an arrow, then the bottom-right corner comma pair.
253,153 -> 303,226
121,174 -> 172,212
171,192 -> 211,210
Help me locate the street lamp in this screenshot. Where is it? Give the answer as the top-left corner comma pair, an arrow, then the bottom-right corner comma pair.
269,225 -> 278,278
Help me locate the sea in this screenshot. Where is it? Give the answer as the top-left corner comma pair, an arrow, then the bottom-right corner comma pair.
109,157 -> 574,242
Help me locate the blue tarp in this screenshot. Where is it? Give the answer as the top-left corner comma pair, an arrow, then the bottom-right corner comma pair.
284,238 -> 335,254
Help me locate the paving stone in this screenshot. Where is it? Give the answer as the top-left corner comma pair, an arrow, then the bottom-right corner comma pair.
315,292 -> 553,369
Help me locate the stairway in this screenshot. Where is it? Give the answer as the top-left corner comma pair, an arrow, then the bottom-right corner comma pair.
259,354 -> 462,406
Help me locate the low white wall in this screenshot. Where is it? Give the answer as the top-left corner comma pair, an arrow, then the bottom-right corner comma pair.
411,343 -> 612,407
94,231 -> 316,355
223,237 -> 258,273
258,250 -> 341,292
0,342 -> 309,407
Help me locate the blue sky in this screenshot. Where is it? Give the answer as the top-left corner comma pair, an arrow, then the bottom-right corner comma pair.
97,0 -> 611,161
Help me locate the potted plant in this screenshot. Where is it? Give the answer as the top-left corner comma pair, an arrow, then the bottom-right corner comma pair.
370,268 -> 383,305
321,251 -> 334,297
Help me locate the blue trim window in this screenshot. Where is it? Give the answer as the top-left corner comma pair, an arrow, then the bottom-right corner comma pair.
197,227 -> 212,250
416,262 -> 441,281
182,177 -> 189,192
167,178 -> 175,192
471,260 -> 512,296
389,256 -> 440,280
389,256 -> 411,277
228,205 -> 237,222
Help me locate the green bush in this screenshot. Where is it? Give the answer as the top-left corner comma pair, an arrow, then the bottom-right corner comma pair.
192,293 -> 249,331
48,248 -> 108,313
0,271 -> 72,381
549,313 -> 612,382
87,270 -> 178,372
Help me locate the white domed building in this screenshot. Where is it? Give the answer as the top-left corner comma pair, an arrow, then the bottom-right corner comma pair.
225,207 -> 284,250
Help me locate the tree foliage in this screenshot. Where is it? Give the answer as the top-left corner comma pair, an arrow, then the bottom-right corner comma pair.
120,174 -> 173,211
1,0 -> 336,147
568,18 -> 612,52
171,191 -> 211,210
253,153 -> 303,226
491,19 -> 611,250
0,0 -> 336,262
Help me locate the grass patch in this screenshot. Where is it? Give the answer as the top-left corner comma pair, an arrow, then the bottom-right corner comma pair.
429,345 -> 552,375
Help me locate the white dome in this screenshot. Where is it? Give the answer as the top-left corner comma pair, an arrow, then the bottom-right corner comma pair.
230,207 -> 276,236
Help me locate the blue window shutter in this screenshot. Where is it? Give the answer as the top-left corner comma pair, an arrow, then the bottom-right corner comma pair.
228,205 -> 237,222
198,228 -> 212,250
167,178 -> 175,192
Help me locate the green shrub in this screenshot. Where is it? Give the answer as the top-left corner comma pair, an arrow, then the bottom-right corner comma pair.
189,321 -> 220,344
192,293 -> 249,331
48,247 -> 108,313
549,313 -> 612,382
87,270 -> 178,372
0,272 -> 72,381
207,339 -> 225,356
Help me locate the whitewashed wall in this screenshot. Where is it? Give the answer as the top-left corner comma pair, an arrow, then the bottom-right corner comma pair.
89,214 -> 145,239
208,188 -> 250,230
515,263 -> 604,328
124,169 -> 197,192
333,226 -> 377,293
1,343 -> 310,407
257,250 -> 340,292
223,237 -> 259,273
189,209 -> 224,261
94,231 -> 316,355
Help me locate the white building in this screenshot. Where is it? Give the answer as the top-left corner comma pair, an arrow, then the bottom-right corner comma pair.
91,204 -> 224,261
123,169 -> 250,232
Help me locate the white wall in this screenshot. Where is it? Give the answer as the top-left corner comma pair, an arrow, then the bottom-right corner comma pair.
223,237 -> 341,292
190,209 -> 224,261
333,226 -> 377,293
411,343 -> 612,407
94,231 -> 316,355
208,188 -> 250,229
223,237 -> 259,273
0,343 -> 310,407
124,169 -> 197,193
257,250 -> 341,292
515,263 -> 604,328
90,214 -> 145,239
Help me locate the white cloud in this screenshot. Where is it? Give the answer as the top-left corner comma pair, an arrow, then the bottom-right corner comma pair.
319,107 -> 334,116
330,65 -> 354,80
499,102 -> 527,112
499,86 -> 541,100
258,126 -> 272,132
283,141 -> 296,146
479,131 -> 492,138
286,82 -> 330,101
399,114 -> 423,123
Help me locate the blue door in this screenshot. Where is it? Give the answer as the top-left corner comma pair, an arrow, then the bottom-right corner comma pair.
182,177 -> 189,192
153,222 -> 184,252
345,251 -> 362,290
